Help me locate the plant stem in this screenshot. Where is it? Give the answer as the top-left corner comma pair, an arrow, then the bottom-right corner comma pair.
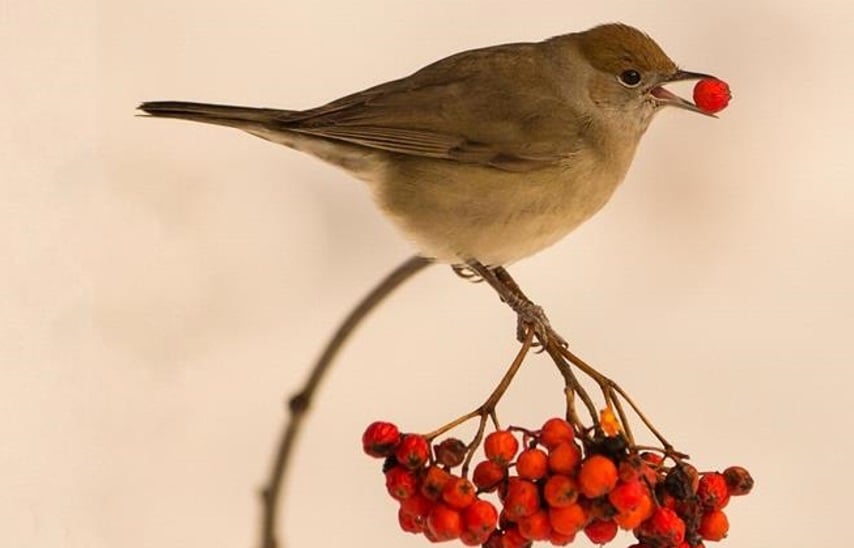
258,255 -> 433,548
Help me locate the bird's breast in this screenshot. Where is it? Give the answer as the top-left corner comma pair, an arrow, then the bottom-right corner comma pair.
369,152 -> 630,265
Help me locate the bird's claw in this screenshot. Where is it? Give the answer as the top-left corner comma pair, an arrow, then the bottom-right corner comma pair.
515,303 -> 567,349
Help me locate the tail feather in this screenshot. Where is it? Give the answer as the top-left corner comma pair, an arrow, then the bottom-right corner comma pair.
137,101 -> 294,130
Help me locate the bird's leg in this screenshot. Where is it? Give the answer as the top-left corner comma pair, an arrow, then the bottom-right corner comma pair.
464,260 -> 567,347
451,264 -> 483,283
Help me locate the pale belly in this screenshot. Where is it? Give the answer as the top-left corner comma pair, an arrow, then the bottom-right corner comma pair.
372,155 -> 628,265
250,129 -> 631,265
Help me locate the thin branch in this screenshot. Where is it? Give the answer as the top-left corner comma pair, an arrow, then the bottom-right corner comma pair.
258,255 -> 433,548
423,328 -> 535,477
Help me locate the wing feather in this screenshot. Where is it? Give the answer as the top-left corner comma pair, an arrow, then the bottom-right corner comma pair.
271,40 -> 584,172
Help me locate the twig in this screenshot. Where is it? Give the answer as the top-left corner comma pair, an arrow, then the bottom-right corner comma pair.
423,328 -> 535,477
258,255 -> 433,548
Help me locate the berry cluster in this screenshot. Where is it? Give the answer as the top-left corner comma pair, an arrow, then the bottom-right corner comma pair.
363,421 -> 501,545
363,418 -> 753,548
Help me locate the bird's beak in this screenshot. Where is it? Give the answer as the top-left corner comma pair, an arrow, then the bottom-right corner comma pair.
650,69 -> 717,117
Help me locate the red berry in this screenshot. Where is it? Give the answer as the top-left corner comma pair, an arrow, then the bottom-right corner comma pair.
460,529 -> 491,546
697,473 -> 730,510
516,447 -> 549,480
548,441 -> 582,474
398,507 -> 424,533
548,502 -> 589,536
501,526 -> 530,548
584,518 -> 618,544
549,529 -> 577,546
463,499 -> 499,536
614,489 -> 653,530
578,454 -> 619,498
394,434 -> 430,470
427,503 -> 463,541
385,466 -> 418,501
540,417 -> 575,449
503,478 -> 540,521
421,465 -> 452,501
693,78 -> 731,114
400,492 -> 434,522
361,421 -> 400,458
723,465 -> 754,496
609,479 -> 646,512
518,509 -> 552,541
473,460 -> 506,492
485,430 -> 519,465
442,476 -> 477,510
637,507 -> 686,547
698,509 -> 729,541
543,474 -> 579,508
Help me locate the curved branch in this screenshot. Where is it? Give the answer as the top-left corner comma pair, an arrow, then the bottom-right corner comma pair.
258,255 -> 434,548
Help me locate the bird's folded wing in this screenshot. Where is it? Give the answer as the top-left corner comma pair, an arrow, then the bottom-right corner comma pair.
271,42 -> 583,172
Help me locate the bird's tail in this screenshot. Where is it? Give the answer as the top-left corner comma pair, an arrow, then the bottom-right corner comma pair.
137,101 -> 294,130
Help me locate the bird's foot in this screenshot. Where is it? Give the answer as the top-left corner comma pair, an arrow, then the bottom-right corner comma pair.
513,300 -> 567,349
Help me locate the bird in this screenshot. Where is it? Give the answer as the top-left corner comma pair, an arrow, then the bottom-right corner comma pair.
139,23 -> 716,268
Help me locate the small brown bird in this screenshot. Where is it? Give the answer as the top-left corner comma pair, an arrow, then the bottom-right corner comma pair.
139,23 -> 716,267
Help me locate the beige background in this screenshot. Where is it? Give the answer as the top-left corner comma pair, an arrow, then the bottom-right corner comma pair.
3,1 -> 852,547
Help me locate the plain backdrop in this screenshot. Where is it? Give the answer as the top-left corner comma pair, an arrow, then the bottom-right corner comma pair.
3,1 -> 852,547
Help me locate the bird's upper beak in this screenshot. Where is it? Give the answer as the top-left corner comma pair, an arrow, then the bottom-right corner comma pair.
650,70 -> 717,117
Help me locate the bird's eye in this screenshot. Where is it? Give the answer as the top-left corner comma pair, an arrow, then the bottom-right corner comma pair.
618,69 -> 642,88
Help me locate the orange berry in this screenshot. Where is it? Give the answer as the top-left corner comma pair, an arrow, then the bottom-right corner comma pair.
543,474 -> 579,508
698,509 -> 729,541
614,490 -> 653,530
503,478 -> 540,521
426,503 -> 463,541
609,479 -> 646,512
548,502 -> 589,536
516,447 -> 549,480
578,455 -> 619,498
518,509 -> 552,541
361,421 -> 400,458
463,499 -> 499,536
385,465 -> 418,501
584,518 -> 618,544
421,465 -> 452,501
599,407 -> 621,436
442,476 -> 477,510
619,453 -> 659,485
484,430 -> 519,465
394,434 -> 430,470
473,460 -> 506,492
548,441 -> 581,474
697,472 -> 730,510
637,507 -> 686,547
540,417 -> 575,449
548,529 -> 576,546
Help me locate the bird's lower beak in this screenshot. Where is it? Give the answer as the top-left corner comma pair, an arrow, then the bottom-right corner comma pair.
650,70 -> 717,117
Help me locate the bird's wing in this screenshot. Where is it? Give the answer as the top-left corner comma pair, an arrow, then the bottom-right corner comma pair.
273,42 -> 585,172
